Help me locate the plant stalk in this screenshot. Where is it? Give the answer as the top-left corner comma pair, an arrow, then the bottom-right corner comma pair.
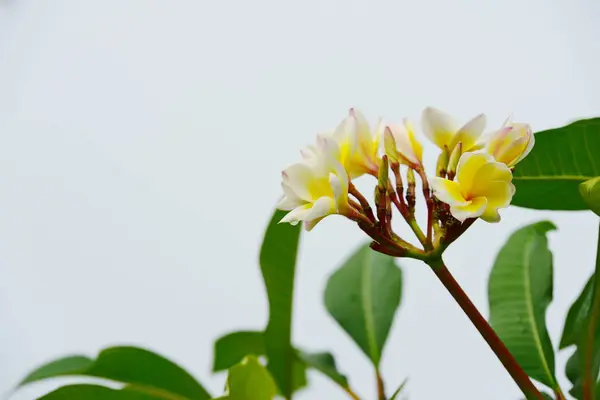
344,388 -> 361,400
582,220 -> 600,400
376,370 -> 386,400
428,259 -> 544,400
416,167 -> 434,249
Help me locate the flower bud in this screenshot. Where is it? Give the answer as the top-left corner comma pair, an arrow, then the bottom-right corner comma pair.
406,168 -> 416,211
436,146 -> 450,177
383,120 -> 423,167
377,155 -> 389,190
485,122 -> 534,167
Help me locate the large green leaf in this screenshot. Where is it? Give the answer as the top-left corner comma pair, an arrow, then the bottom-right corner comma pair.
324,243 -> 403,367
297,351 -> 348,388
20,356 -> 94,384
40,384 -> 162,400
259,210 -> 302,398
564,222 -> 600,399
565,341 -> 600,399
211,330 -> 312,394
488,221 -> 558,389
19,347 -> 210,400
226,356 -> 278,400
512,118 -> 600,210
581,177 -> 600,216
213,331 -> 265,372
560,275 -> 595,349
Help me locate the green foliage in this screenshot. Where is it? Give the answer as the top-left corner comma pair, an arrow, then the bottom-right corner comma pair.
259,209 -> 302,398
39,384 -> 162,400
562,223 -> 600,399
488,221 -> 559,390
580,177 -> 600,216
19,356 -> 94,385
18,346 -> 211,400
512,118 -> 600,210
225,356 -> 278,400
560,275 -> 595,349
212,331 -> 265,372
564,343 -> 600,399
297,351 -> 348,388
324,243 -> 403,367
389,378 -> 408,400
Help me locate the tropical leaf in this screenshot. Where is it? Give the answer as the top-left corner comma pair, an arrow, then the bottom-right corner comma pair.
259,210 -> 302,398
213,331 -> 265,372
39,384 -> 162,400
488,221 -> 558,389
580,177 -> 600,216
297,351 -> 348,388
512,118 -> 600,210
225,356 -> 278,400
564,222 -> 600,399
324,243 -> 403,367
560,275 -> 595,349
212,330 -> 306,393
18,347 -> 210,400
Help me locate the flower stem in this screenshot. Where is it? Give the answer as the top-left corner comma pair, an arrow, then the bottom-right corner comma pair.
416,167 -> 434,249
582,220 -> 600,400
554,387 -> 566,400
427,259 -> 544,400
389,194 -> 428,247
349,182 -> 376,223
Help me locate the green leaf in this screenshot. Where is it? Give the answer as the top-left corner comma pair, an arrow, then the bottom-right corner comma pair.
564,344 -> 600,399
297,351 -> 348,388
560,274 -> 595,349
324,243 -> 403,367
488,221 -> 558,389
227,356 -> 278,400
580,177 -> 600,216
389,378 -> 408,400
213,331 -> 265,372
565,222 -> 600,399
259,210 -> 302,398
19,356 -> 94,385
512,118 -> 600,210
39,384 -> 162,400
19,347 -> 211,400
211,330 -> 307,394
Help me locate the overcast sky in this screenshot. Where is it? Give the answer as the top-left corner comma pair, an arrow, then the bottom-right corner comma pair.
0,1 -> 599,399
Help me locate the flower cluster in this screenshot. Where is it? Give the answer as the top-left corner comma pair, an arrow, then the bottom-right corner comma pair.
277,107 -> 534,257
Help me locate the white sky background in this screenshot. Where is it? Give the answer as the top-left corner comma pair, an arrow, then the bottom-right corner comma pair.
0,1 -> 599,399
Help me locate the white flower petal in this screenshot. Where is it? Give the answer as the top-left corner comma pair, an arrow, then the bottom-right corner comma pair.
422,107 -> 458,149
329,173 -> 348,211
430,177 -> 468,206
282,162 -> 315,201
452,113 -> 486,151
304,217 -> 325,231
450,197 -> 487,222
279,204 -> 313,225
305,196 -> 335,221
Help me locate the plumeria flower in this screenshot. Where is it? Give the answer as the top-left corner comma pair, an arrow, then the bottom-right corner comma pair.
422,107 -> 487,154
302,109 -> 382,178
430,151 -> 515,223
277,137 -> 350,231
383,119 -> 423,167
484,121 -> 534,168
